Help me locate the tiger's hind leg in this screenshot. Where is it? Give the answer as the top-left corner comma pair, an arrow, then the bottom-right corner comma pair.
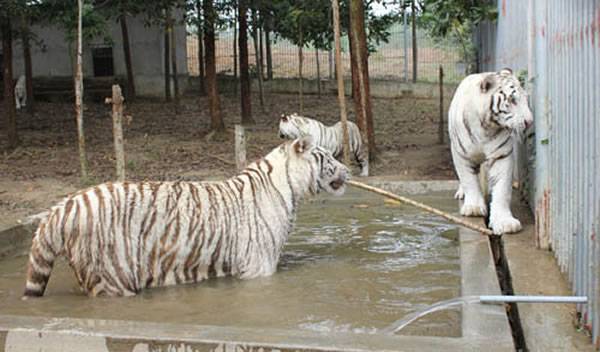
354,143 -> 369,177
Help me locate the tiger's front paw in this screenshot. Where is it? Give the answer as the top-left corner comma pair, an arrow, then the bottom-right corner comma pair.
460,202 -> 487,217
489,215 -> 522,234
454,186 -> 464,200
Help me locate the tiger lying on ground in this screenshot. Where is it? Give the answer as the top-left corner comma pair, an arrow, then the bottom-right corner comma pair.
449,68 -> 533,234
278,113 -> 369,177
23,137 -> 349,297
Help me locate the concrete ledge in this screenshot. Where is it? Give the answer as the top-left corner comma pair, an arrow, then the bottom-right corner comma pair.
0,180 -> 513,352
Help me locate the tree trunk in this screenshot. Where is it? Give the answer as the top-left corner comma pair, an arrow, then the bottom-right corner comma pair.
21,16 -> 34,115
259,26 -> 265,80
316,48 -> 321,98
411,0 -> 417,83
168,10 -> 180,111
265,17 -> 273,80
350,0 -> 375,158
75,0 -> 89,179
238,0 -> 254,124
251,9 -> 264,110
298,26 -> 303,114
164,20 -> 171,102
331,0 -> 350,165
203,0 -> 224,131
119,14 -> 136,101
196,0 -> 205,94
233,10 -> 238,79
2,19 -> 18,150
348,24 -> 359,101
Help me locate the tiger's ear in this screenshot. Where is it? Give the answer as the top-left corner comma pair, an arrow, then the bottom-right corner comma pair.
499,67 -> 513,76
281,114 -> 288,122
480,74 -> 496,93
293,136 -> 314,155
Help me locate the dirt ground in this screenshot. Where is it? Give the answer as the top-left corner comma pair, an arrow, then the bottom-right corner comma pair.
0,92 -> 454,228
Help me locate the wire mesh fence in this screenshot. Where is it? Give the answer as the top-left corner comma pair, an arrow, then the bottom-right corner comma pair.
187,24 -> 467,84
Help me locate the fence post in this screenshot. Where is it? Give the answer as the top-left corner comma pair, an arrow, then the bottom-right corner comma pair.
438,65 -> 444,144
106,84 -> 126,181
235,124 -> 246,171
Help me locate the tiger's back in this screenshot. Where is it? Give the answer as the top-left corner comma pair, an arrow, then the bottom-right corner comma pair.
279,113 -> 369,176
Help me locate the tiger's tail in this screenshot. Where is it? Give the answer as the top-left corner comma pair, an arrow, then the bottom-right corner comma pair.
22,213 -> 62,298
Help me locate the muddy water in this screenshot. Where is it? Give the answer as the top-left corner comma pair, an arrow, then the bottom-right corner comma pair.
0,188 -> 460,336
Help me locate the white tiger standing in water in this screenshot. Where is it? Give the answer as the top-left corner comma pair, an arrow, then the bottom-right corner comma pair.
279,113 -> 369,176
15,75 -> 26,110
23,137 -> 349,297
449,68 -> 533,234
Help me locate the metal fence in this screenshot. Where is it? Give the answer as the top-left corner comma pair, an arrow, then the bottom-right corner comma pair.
479,0 -> 600,347
187,25 -> 466,84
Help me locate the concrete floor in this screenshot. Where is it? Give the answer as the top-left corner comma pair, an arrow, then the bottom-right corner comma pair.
505,200 -> 594,351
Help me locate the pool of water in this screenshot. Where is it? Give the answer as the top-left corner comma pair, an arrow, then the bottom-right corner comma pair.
0,188 -> 460,337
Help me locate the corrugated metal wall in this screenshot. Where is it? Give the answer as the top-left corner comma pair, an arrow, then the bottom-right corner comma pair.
478,0 -> 600,347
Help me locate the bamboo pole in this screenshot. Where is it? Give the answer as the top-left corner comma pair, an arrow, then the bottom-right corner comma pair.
348,180 -> 494,236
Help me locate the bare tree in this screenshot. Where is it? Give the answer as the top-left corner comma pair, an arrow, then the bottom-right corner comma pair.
331,0 -> 349,165
119,14 -> 136,101
349,0 -> 375,157
168,9 -> 180,111
238,0 -> 254,124
203,0 -> 224,131
75,0 -> 89,179
21,16 -> 34,114
411,0 -> 417,83
251,9 -> 265,110
196,0 -> 205,94
164,20 -> 171,101
2,18 -> 18,150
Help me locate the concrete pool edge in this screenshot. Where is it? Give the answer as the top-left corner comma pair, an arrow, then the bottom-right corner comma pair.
0,179 -> 513,352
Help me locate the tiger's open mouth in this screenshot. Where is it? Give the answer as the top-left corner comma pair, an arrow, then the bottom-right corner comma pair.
329,178 -> 345,190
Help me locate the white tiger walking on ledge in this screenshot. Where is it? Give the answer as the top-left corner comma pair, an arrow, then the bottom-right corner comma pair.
14,75 -> 26,110
449,68 -> 533,235
23,137 -> 349,297
279,113 -> 369,176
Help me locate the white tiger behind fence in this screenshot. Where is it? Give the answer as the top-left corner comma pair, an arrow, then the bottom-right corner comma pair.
449,68 -> 533,235
23,137 -> 349,297
279,113 -> 368,176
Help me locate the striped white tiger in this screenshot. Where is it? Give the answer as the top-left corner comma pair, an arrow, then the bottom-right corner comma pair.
449,68 -> 533,234
278,113 -> 369,177
23,137 -> 349,297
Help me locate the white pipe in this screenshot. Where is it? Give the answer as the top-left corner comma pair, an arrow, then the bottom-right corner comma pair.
480,295 -> 588,304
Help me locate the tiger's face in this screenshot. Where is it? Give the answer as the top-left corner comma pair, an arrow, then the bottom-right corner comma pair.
287,136 -> 349,196
279,113 -> 306,139
481,69 -> 533,133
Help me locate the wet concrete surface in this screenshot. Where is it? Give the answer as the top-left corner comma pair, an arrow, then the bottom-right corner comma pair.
504,198 -> 594,351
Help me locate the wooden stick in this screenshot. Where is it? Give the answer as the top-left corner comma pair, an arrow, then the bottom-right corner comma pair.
348,180 -> 494,236
234,124 -> 246,171
106,84 -> 126,181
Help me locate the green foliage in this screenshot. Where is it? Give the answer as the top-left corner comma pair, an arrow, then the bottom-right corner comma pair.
420,0 -> 497,65
38,0 -> 110,44
267,0 -> 396,51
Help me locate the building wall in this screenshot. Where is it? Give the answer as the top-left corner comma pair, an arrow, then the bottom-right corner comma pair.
9,14 -> 188,97
478,0 -> 600,347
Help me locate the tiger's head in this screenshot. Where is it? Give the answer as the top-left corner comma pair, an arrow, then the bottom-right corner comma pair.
284,136 -> 349,196
480,68 -> 533,134
279,113 -> 307,140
